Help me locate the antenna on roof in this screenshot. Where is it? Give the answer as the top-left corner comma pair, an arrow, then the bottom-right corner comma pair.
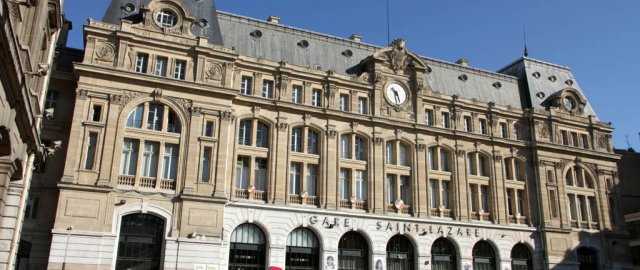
626,134 -> 632,149
523,25 -> 529,57
386,0 -> 391,45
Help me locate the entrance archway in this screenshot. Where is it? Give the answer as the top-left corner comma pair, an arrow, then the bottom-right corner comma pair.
286,227 -> 320,270
431,238 -> 457,270
472,241 -> 496,270
116,213 -> 165,270
386,235 -> 414,270
577,247 -> 598,270
338,231 -> 369,270
229,223 -> 267,270
511,244 -> 532,270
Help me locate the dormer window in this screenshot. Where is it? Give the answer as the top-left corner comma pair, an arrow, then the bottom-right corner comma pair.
564,97 -> 576,111
156,10 -> 178,28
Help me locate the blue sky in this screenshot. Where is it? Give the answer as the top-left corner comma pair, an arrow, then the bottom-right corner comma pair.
63,1 -> 640,149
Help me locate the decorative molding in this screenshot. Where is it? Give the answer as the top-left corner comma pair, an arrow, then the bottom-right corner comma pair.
374,137 -> 384,146
151,88 -> 163,100
77,89 -> 89,100
95,42 -> 115,62
387,39 -> 409,73
167,96 -> 193,113
205,62 -> 223,81
252,106 -> 261,118
277,123 -> 289,132
456,150 -> 466,156
220,111 -> 235,121
190,106 -> 204,116
111,90 -> 142,106
351,122 -> 359,131
417,144 -> 426,152
327,129 -> 337,139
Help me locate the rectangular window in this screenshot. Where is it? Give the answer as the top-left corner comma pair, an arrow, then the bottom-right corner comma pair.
441,181 -> 450,208
290,163 -> 302,194
142,142 -> 159,178
429,180 -> 437,208
387,175 -> 396,204
235,156 -> 250,189
167,111 -> 181,133
463,116 -> 472,132
146,104 -> 164,131
340,135 -> 350,159
425,109 -> 434,126
507,189 -> 514,215
479,119 -> 487,135
154,56 -> 168,77
355,137 -> 365,161
355,170 -> 367,201
84,132 -> 98,170
428,148 -> 436,170
581,134 -> 589,149
339,94 -> 349,112
357,97 -> 367,114
399,144 -> 408,166
241,76 -> 253,95
470,184 -> 478,211
292,85 -> 302,103
500,123 -> 508,138
578,196 -> 588,221
238,120 -> 252,146
254,158 -> 267,191
561,130 -> 569,145
256,123 -> 269,148
571,132 -> 579,147
514,126 -> 520,141
340,168 -> 350,200
568,194 -> 577,220
291,128 -> 302,152
162,144 -> 178,180
311,89 -> 322,107
306,165 -> 318,196
517,190 -> 525,216
467,155 -> 477,175
400,175 -> 410,204
481,185 -> 489,212
440,150 -> 449,172
135,53 -> 149,73
45,90 -> 59,110
120,139 -> 139,175
589,196 -> 599,222
173,60 -> 186,80
307,131 -> 318,155
25,196 -> 39,219
441,112 -> 450,129
204,121 -> 214,137
386,142 -> 395,165
549,189 -> 558,218
262,80 -> 274,98
201,147 -> 211,183
91,105 -> 102,122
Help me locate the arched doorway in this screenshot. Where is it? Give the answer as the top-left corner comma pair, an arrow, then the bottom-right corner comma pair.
386,235 -> 414,270
116,213 -> 165,270
511,244 -> 532,270
472,241 -> 496,270
577,247 -> 598,270
286,228 -> 320,270
338,231 -> 369,270
229,223 -> 267,270
431,238 -> 457,270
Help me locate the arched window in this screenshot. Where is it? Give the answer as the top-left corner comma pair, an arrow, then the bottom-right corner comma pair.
118,102 -> 182,191
386,140 -> 412,214
286,228 -> 319,270
431,238 -> 457,270
386,235 -> 414,270
468,152 -> 492,221
577,247 -> 598,270
504,158 -> 528,224
472,241 -> 496,270
338,231 -> 369,270
511,244 -> 532,270
229,223 -> 267,269
565,165 -> 599,229
116,213 -> 165,270
339,134 -> 368,210
235,119 -> 271,201
289,126 -> 321,206
428,146 -> 453,218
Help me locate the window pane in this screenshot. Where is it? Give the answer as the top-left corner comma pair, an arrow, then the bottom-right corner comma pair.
254,158 -> 267,191
162,144 -> 178,180
306,165 -> 317,196
307,130 -> 318,154
236,157 -> 250,189
135,53 -> 148,73
312,89 -> 321,107
173,60 -> 186,80
201,147 -> 211,182
154,57 -> 168,77
127,105 -> 143,128
399,144 -> 408,166
241,76 -> 253,95
167,110 -> 180,133
400,176 -> 410,204
340,169 -> 350,200
355,137 -> 365,161
356,170 -> 366,200
142,142 -> 159,177
340,135 -> 350,159
290,163 -> 301,194
386,142 -> 395,165
85,132 -> 98,170
387,175 -> 395,204
440,150 -> 449,171
429,180 -> 437,208
339,95 -> 349,111
256,123 -> 269,148
481,185 -> 489,212
428,148 -> 436,170
146,104 -> 164,131
238,120 -> 252,145
442,181 -> 450,208
262,80 -> 273,98
291,128 -> 302,152
120,139 -> 139,175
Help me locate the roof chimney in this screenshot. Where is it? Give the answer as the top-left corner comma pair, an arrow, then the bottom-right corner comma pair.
349,34 -> 362,42
267,15 -> 280,24
455,59 -> 469,67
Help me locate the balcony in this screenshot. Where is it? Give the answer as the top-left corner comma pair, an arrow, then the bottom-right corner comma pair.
570,219 -> 600,230
387,204 -> 412,215
289,194 -> 319,206
430,208 -> 454,218
117,175 -> 175,191
470,211 -> 492,222
234,189 -> 267,202
508,215 -> 528,225
339,199 -> 367,211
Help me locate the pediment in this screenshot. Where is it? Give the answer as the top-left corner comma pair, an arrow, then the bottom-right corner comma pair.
362,39 -> 428,74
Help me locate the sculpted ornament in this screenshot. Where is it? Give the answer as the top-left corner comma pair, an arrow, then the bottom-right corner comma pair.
387,39 -> 409,73
95,42 -> 115,62
537,121 -> 551,139
205,62 -> 223,81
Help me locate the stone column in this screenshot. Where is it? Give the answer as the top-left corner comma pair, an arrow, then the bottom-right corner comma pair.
415,143 -> 428,217
96,96 -> 122,186
61,90 -> 90,183
372,135 -> 385,213
272,118 -> 289,205
182,108 -> 202,195
454,149 -> 468,221
555,163 -> 571,229
213,111 -> 234,199
324,126 -> 337,209
492,153 -> 506,224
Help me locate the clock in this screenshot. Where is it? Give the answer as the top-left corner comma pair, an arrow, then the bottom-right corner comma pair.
385,83 -> 407,105
564,97 -> 575,111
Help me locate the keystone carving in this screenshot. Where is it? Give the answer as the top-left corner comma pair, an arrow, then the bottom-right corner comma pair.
387,39 -> 409,73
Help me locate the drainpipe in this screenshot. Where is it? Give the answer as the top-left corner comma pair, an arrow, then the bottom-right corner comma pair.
6,153 -> 35,269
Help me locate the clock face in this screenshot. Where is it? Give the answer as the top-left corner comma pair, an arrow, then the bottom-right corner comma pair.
564,97 -> 575,110
385,83 -> 407,105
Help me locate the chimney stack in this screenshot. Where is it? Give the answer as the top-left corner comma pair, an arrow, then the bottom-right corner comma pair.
349,34 -> 362,42
267,15 -> 280,24
455,59 -> 469,67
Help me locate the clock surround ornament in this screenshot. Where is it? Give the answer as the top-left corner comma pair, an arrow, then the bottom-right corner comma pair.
384,82 -> 408,108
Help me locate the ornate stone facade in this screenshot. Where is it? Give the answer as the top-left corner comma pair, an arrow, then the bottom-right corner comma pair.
20,0 -> 631,269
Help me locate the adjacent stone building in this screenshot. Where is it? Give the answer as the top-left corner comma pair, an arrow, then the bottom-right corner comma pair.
21,0 -> 631,269
0,0 -> 64,269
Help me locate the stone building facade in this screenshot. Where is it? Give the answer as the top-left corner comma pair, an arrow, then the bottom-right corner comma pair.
0,0 -> 64,269
22,0 -> 631,269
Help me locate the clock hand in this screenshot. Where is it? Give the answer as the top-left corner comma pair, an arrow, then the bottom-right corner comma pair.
392,87 -> 401,103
